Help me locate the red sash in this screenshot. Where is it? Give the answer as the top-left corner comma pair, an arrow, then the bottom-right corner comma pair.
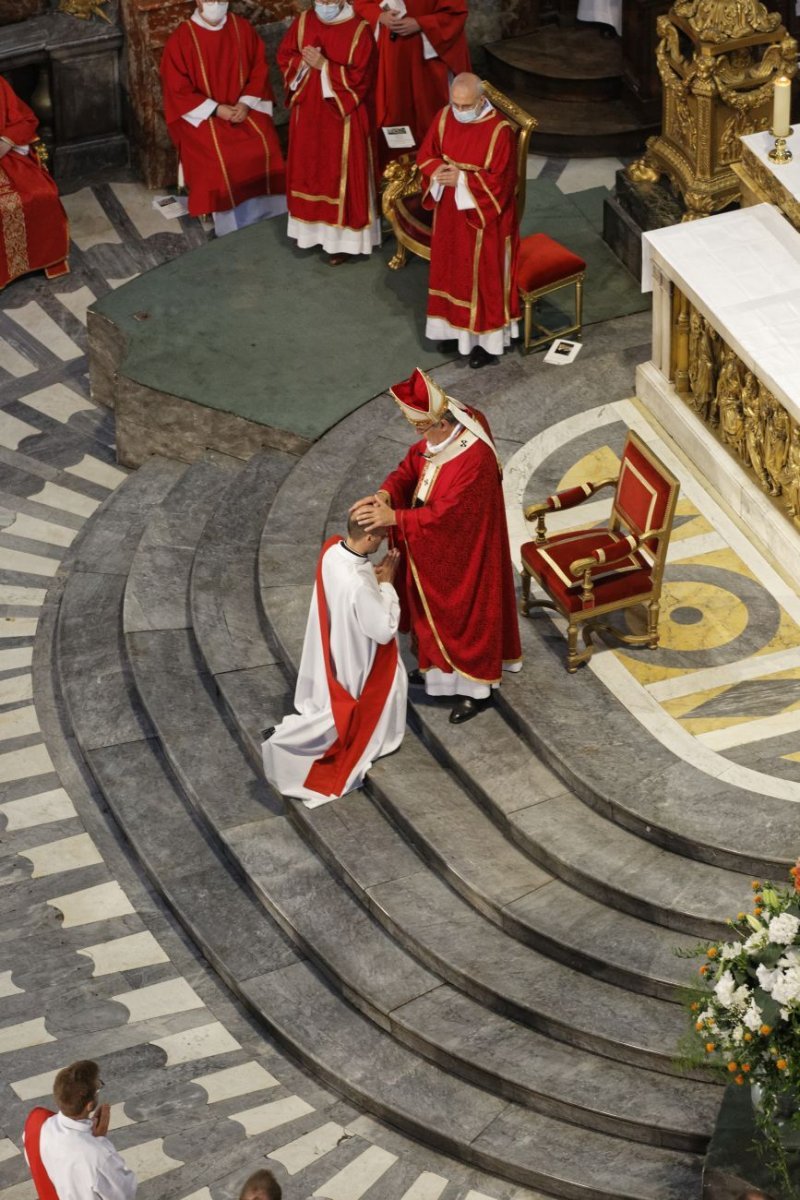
304,537 -> 399,797
24,1108 -> 59,1200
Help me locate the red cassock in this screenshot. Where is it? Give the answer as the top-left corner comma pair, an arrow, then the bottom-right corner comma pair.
161,15 -> 285,216
0,77 -> 69,290
418,105 -> 520,338
352,0 -> 470,162
277,10 -> 377,240
380,415 -> 522,685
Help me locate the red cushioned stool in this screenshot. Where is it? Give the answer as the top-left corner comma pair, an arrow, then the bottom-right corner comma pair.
517,233 -> 586,353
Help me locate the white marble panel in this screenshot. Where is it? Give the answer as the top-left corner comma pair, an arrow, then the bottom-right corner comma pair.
120,1138 -> 183,1182
47,880 -> 135,928
112,977 -> 205,1023
108,1102 -> 136,1130
0,1181 -> 36,1200
0,618 -> 38,638
0,676 -> 34,706
230,1096 -> 314,1137
0,741 -> 52,782
61,188 -> 122,250
0,546 -> 59,576
1,787 -> 74,831
0,971 -> 23,998
0,1140 -> 20,1163
3,514 -> 75,548
5,304 -> 82,362
10,1068 -> 56,1100
54,286 -> 97,327
556,157 -> 622,194
699,708 -> 800,751
0,1016 -> 54,1055
648,646 -> 800,702
313,1145 -> 397,1200
28,482 -> 98,518
398,1173 -> 448,1200
268,1122 -> 345,1175
23,383 -> 94,423
0,410 -> 42,451
0,705 -> 39,741
65,455 -> 126,490
525,155 -> 547,180
193,1061 -> 279,1103
107,276 -> 138,290
0,647 -> 33,670
152,1021 -> 241,1066
21,832 -> 102,878
180,1190 -> 212,1200
0,340 -> 35,379
111,183 -> 172,240
666,531 -> 726,562
78,930 -> 169,977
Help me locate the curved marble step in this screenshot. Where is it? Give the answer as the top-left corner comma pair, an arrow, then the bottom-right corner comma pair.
53,458 -> 705,1199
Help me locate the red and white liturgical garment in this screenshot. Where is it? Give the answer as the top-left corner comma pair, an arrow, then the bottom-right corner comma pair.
263,539 -> 407,805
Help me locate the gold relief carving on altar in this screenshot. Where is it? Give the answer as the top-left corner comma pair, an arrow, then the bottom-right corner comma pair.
681,292 -> 800,527
739,138 -> 800,230
671,0 -> 780,42
58,0 -> 112,19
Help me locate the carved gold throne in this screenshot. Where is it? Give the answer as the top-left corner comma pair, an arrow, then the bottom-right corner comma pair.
381,81 -> 538,270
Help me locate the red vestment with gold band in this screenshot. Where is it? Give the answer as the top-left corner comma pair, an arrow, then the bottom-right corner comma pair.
277,9 -> 377,237
418,105 -> 520,337
380,411 -> 522,685
161,15 -> 285,217
352,0 -> 470,162
0,78 -> 69,290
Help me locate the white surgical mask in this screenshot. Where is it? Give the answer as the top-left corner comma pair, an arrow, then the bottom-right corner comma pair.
201,1 -> 228,23
315,1 -> 342,20
452,103 -> 481,124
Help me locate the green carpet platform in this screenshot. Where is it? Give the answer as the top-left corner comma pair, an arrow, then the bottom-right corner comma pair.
87,181 -> 649,466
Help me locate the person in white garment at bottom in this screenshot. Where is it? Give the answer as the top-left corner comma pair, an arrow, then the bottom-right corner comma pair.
262,515 -> 407,806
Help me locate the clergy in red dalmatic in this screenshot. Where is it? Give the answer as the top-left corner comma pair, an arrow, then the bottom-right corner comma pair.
352,0 -> 470,166
418,72 -> 520,368
0,76 -> 69,290
161,1 -> 286,237
277,0 -> 379,264
350,368 -> 521,725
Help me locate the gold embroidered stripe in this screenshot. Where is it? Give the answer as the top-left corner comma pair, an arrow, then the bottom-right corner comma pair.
0,165 -> 29,282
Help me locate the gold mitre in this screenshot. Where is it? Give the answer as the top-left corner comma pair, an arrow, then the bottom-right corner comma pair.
389,368 -> 450,426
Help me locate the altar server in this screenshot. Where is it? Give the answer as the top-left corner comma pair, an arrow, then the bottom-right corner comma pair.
417,73 -> 520,368
24,1060 -> 137,1200
262,517 -> 407,805
277,0 -> 379,264
351,368 -> 521,724
161,2 -> 286,236
352,0 -> 471,165
0,76 -> 69,289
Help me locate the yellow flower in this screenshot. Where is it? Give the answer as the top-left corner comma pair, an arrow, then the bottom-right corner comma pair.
707,947 -> 718,959
752,880 -> 762,890
777,1059 -> 788,1071
744,1033 -> 753,1043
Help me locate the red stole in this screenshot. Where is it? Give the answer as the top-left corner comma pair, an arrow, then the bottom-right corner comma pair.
24,1108 -> 59,1200
304,538 -> 398,797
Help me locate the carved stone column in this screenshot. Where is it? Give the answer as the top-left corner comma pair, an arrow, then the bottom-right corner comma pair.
627,0 -> 797,220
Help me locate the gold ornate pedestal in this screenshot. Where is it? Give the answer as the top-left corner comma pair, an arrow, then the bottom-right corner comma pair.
628,0 -> 797,220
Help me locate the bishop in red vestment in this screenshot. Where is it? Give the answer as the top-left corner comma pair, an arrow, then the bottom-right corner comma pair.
351,368 -> 521,724
0,77 -> 69,290
161,2 -> 286,237
352,0 -> 470,166
277,0 -> 379,263
418,73 -> 520,368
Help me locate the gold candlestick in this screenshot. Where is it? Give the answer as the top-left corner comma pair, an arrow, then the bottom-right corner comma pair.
769,126 -> 794,164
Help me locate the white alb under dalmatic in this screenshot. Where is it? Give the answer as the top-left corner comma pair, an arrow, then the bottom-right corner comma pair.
263,542 -> 407,805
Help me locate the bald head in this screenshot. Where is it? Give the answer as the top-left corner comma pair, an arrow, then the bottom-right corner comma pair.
451,73 -> 483,107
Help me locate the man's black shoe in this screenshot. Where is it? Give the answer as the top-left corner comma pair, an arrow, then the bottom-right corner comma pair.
408,669 -> 425,686
449,695 -> 492,724
261,726 -> 276,741
468,346 -> 497,370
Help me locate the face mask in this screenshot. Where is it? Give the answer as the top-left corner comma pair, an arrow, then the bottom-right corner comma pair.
452,103 -> 481,124
201,1 -> 228,22
315,2 -> 341,19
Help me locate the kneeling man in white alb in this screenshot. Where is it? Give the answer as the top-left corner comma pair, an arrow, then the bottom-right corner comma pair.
262,515 -> 407,805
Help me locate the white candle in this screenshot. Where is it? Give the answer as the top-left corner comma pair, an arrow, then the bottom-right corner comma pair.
773,75 -> 792,138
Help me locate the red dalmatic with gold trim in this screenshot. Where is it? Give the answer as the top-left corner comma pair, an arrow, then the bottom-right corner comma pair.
380,410 -> 521,686
161,15 -> 285,216
0,77 -> 69,290
418,104 -> 519,338
352,0 -> 470,163
277,8 -> 377,243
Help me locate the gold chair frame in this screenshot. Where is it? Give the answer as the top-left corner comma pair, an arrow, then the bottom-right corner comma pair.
520,431 -> 680,673
381,81 -> 538,270
520,265 -> 585,354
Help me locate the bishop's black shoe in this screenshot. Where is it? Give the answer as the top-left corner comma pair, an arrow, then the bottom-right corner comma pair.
407,669 -> 425,686
449,695 -> 492,724
468,346 -> 498,370
261,726 -> 276,741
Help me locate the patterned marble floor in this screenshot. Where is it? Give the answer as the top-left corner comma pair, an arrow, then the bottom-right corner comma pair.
0,181 -> 550,1200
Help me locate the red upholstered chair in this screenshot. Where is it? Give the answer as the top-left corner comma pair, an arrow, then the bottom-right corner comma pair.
520,430 -> 680,672
517,233 -> 586,353
382,81 -> 537,270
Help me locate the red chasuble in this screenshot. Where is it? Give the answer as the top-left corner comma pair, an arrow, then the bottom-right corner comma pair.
304,537 -> 398,797
352,0 -> 470,163
418,105 -> 520,337
161,15 -> 285,216
23,1108 -> 59,1200
0,77 -> 69,290
380,414 -> 521,684
277,10 -> 377,235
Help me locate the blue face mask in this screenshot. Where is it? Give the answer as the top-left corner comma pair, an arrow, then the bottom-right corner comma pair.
315,1 -> 341,19
452,102 -> 482,124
